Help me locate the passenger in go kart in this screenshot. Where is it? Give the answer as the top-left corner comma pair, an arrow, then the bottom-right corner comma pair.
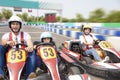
0,15 -> 36,79
80,24 -> 109,62
33,32 -> 60,75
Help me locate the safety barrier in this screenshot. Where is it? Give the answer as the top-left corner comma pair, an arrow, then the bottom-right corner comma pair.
26,22 -> 120,37
93,28 -> 120,37
40,24 -> 106,41
39,24 -> 120,51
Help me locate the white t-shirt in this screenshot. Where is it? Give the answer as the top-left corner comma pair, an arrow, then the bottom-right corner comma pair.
80,33 -> 97,45
2,31 -> 31,44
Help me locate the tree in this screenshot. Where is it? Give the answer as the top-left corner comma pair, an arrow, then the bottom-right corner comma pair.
27,16 -> 34,22
39,16 -> 45,22
69,18 -> 76,22
21,13 -> 28,21
56,16 -> 60,22
105,10 -> 120,22
62,17 -> 69,22
0,13 -> 3,21
1,8 -> 12,20
75,13 -> 84,22
88,8 -> 105,22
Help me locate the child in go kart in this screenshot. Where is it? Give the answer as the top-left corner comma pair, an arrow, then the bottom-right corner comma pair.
0,15 -> 36,79
33,32 -> 60,75
80,24 -> 109,62
34,32 -> 57,50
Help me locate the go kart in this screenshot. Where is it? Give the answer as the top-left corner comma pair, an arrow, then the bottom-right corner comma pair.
5,43 -> 36,80
58,46 -> 91,80
59,39 -> 120,80
34,42 -> 90,80
35,42 -> 61,80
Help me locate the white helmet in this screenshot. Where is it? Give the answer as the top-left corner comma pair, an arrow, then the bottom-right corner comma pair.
8,15 -> 22,28
83,24 -> 92,32
40,32 -> 53,42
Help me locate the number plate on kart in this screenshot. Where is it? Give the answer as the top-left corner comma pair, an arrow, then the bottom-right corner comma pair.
99,41 -> 113,48
39,46 -> 56,59
7,49 -> 27,63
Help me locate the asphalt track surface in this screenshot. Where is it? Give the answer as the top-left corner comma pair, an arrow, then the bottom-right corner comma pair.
0,26 -> 105,80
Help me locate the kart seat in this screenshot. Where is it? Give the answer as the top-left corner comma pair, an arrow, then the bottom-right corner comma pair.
69,42 -> 83,53
69,41 -> 97,61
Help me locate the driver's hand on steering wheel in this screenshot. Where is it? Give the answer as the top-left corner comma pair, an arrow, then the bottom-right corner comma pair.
25,46 -> 33,52
94,40 -> 101,45
6,41 -> 17,47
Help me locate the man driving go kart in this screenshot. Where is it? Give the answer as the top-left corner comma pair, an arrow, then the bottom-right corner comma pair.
80,24 -> 109,62
0,15 -> 36,79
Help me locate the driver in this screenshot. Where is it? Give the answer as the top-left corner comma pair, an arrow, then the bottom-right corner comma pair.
34,32 -> 56,49
0,15 -> 36,79
80,24 -> 102,61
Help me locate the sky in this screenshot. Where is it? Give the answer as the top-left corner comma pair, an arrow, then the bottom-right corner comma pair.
29,0 -> 120,19
0,0 -> 120,19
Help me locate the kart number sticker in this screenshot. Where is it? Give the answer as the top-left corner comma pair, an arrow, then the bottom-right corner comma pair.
7,49 -> 26,63
100,41 -> 113,48
40,47 -> 56,59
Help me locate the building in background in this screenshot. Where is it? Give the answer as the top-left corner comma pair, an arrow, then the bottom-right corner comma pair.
45,13 -> 56,22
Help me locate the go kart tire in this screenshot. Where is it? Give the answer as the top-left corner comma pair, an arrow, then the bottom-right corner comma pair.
82,57 -> 92,64
68,66 -> 81,75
